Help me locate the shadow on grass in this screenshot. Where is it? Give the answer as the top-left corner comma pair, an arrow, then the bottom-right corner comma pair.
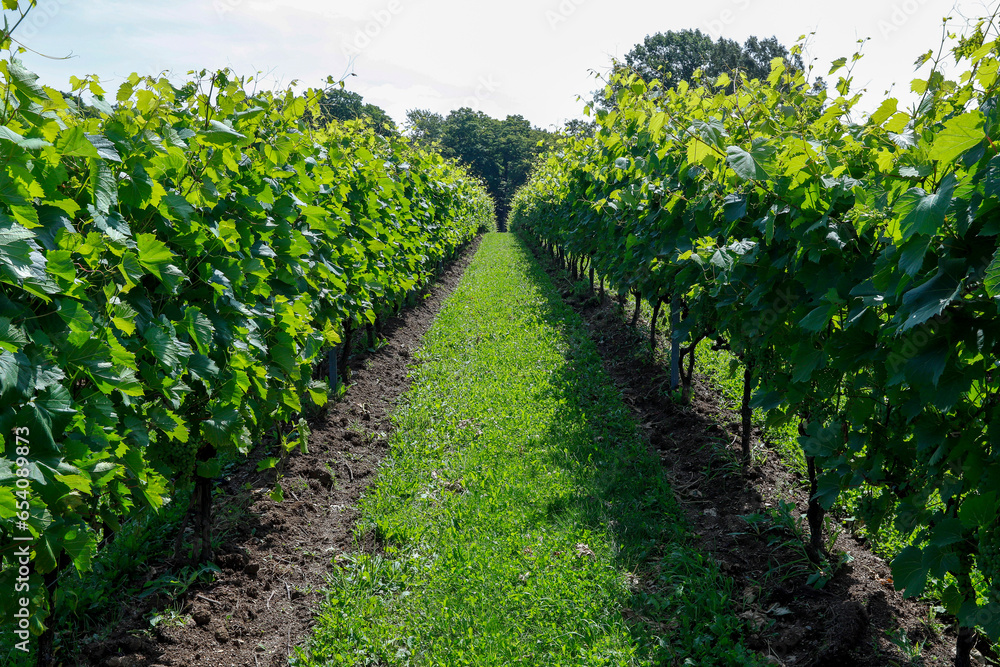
501,234 -> 761,665
506,233 -> 919,666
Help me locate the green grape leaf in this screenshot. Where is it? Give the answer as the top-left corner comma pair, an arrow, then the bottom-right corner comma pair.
723,194 -> 747,222
928,111 -> 985,164
0,350 -> 18,394
726,146 -> 768,181
0,218 -> 37,284
256,457 -> 279,471
899,341 -> 949,388
149,407 -> 189,442
0,125 -> 51,150
44,250 -> 76,282
891,545 -> 929,597
143,323 -> 190,372
0,486 -> 16,519
201,406 -> 240,447
89,159 -> 117,215
187,354 -> 220,387
870,98 -> 898,125
897,237 -> 931,277
56,298 -> 93,333
897,261 -> 964,333
118,251 -> 143,290
984,247 -> 1000,298
7,60 -> 45,99
182,307 -> 215,355
34,530 -> 61,574
196,459 -> 222,479
136,233 -> 175,280
894,174 -> 956,240
799,305 -> 833,333
59,523 -> 95,572
0,318 -> 29,353
959,492 -> 998,529
921,543 -> 960,578
161,192 -> 194,221
198,120 -> 246,146
814,472 -> 841,510
54,474 -> 92,494
927,517 -> 965,547
85,134 -> 121,162
55,127 -> 101,159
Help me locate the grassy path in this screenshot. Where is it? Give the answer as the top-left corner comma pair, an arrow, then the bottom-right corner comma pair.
293,233 -> 759,666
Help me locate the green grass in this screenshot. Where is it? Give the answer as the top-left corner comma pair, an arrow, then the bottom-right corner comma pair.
293,233 -> 761,667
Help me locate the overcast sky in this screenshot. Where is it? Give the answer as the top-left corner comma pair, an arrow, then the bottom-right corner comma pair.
5,0 -> 995,131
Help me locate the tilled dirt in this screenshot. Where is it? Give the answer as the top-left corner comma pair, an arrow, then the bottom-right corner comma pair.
526,240 -> 993,667
73,237 -> 481,667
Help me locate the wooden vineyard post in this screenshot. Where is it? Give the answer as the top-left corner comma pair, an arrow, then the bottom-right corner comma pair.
669,295 -> 681,392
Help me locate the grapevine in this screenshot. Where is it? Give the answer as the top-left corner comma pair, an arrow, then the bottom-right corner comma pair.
980,523 -> 1000,606
0,17 -> 495,650
510,16 -> 1000,660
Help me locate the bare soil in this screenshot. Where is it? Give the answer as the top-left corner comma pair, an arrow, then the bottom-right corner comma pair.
70,237 -> 481,667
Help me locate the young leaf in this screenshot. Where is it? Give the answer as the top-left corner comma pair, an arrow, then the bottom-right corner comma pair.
929,111 -> 985,164
891,546 -> 929,597
136,233 -> 175,280
726,146 -> 767,181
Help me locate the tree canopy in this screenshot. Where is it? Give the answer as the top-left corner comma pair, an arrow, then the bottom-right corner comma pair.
313,88 -> 398,136
596,29 -> 807,108
405,108 -> 553,225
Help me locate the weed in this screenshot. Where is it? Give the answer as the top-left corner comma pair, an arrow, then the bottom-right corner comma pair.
884,627 -> 925,664
148,601 -> 190,629
138,562 -> 221,601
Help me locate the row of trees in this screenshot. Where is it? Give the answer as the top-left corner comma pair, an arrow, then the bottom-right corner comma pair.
404,108 -> 554,224
309,30 -> 804,225
618,30 -> 806,93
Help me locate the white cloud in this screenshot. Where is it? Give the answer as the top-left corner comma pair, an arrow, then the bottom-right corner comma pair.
5,0 -> 992,129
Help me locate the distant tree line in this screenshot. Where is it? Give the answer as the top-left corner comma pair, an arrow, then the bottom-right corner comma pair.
311,30 -> 806,225
597,29 -> 813,106
308,88 -> 555,227
404,108 -> 554,226
311,88 -> 399,136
